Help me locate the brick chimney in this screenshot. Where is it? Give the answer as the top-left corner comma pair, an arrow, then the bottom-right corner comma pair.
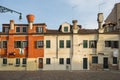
26,14 -> 35,29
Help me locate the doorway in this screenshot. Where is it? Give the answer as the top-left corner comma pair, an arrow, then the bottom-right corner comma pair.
103,57 -> 109,69
83,58 -> 88,69
39,58 -> 43,68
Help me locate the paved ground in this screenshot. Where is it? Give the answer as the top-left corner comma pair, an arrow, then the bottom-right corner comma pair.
0,70 -> 120,80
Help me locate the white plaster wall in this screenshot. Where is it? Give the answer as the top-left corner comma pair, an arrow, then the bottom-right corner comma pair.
44,35 -> 72,70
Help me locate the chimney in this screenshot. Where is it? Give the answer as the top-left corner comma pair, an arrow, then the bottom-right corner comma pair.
72,20 -> 78,29
72,20 -> 79,33
97,13 -> 103,29
10,20 -> 14,30
26,14 -> 35,29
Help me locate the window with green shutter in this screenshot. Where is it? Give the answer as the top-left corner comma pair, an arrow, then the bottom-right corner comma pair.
60,40 -> 64,48
83,40 -> 88,48
46,58 -> 51,64
22,58 -> 27,65
66,40 -> 71,48
16,58 -> 20,65
46,40 -> 50,48
113,57 -> 117,64
3,58 -> 7,65
59,58 -> 64,64
92,56 -> 98,64
64,27 -> 68,32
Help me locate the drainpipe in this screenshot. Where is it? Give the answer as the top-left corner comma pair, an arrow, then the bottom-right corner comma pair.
118,19 -> 120,70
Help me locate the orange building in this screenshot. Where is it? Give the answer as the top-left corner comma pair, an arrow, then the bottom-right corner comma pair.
0,14 -> 46,70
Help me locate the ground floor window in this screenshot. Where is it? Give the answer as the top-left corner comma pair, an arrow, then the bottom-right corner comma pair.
113,57 -> 117,64
66,58 -> 70,64
22,58 -> 27,65
3,58 -> 7,65
16,58 -> 20,65
59,58 -> 64,64
92,56 -> 98,64
46,58 -> 51,64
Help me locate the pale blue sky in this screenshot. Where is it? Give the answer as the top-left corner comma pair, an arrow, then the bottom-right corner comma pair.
0,0 -> 120,31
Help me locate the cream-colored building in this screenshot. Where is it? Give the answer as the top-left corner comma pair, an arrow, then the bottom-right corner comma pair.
43,3 -> 120,70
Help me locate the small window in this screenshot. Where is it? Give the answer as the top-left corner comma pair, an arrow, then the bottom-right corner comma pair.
3,27 -> 10,33
36,41 -> 44,48
64,27 -> 68,32
3,58 -> 7,65
46,58 -> 51,64
66,40 -> 71,48
59,58 -> 64,64
46,40 -> 50,48
83,40 -> 88,48
36,27 -> 43,33
16,58 -> 20,65
16,27 -> 20,32
2,41 -> 7,48
113,57 -> 117,64
22,41 -> 28,48
92,56 -> 98,64
59,40 -> 64,48
22,58 -> 27,65
22,27 -> 27,32
66,58 -> 70,64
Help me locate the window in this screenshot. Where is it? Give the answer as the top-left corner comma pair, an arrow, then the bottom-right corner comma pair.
92,56 -> 98,64
36,27 -> 43,33
14,41 -> 28,48
89,40 -> 97,48
14,41 -> 21,48
22,27 -> 27,32
36,41 -> 44,48
113,57 -> 117,64
112,41 -> 119,48
46,40 -> 50,48
66,58 -> 70,64
59,40 -> 64,48
46,58 -> 51,64
105,41 -> 111,47
66,40 -> 71,48
3,58 -> 7,65
64,27 -> 68,32
83,40 -> 88,48
16,27 -> 20,32
3,27 -> 10,33
22,58 -> 27,65
59,58 -> 64,64
1,41 -> 7,48
105,41 -> 119,48
16,58 -> 20,65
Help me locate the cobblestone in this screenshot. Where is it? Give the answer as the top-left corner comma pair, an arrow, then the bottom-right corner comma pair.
0,70 -> 120,80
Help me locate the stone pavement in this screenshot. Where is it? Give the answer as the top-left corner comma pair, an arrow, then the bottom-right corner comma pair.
0,70 -> 120,80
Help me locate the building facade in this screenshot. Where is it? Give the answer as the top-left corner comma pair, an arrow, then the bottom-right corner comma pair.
0,3 -> 120,71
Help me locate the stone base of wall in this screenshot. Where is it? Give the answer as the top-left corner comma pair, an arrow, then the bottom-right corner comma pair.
109,64 -> 118,70
90,64 -> 103,70
90,64 -> 118,70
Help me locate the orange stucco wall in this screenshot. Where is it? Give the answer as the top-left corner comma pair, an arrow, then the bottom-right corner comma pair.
0,23 -> 45,58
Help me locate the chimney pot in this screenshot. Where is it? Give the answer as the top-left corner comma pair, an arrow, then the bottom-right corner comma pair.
26,14 -> 35,23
